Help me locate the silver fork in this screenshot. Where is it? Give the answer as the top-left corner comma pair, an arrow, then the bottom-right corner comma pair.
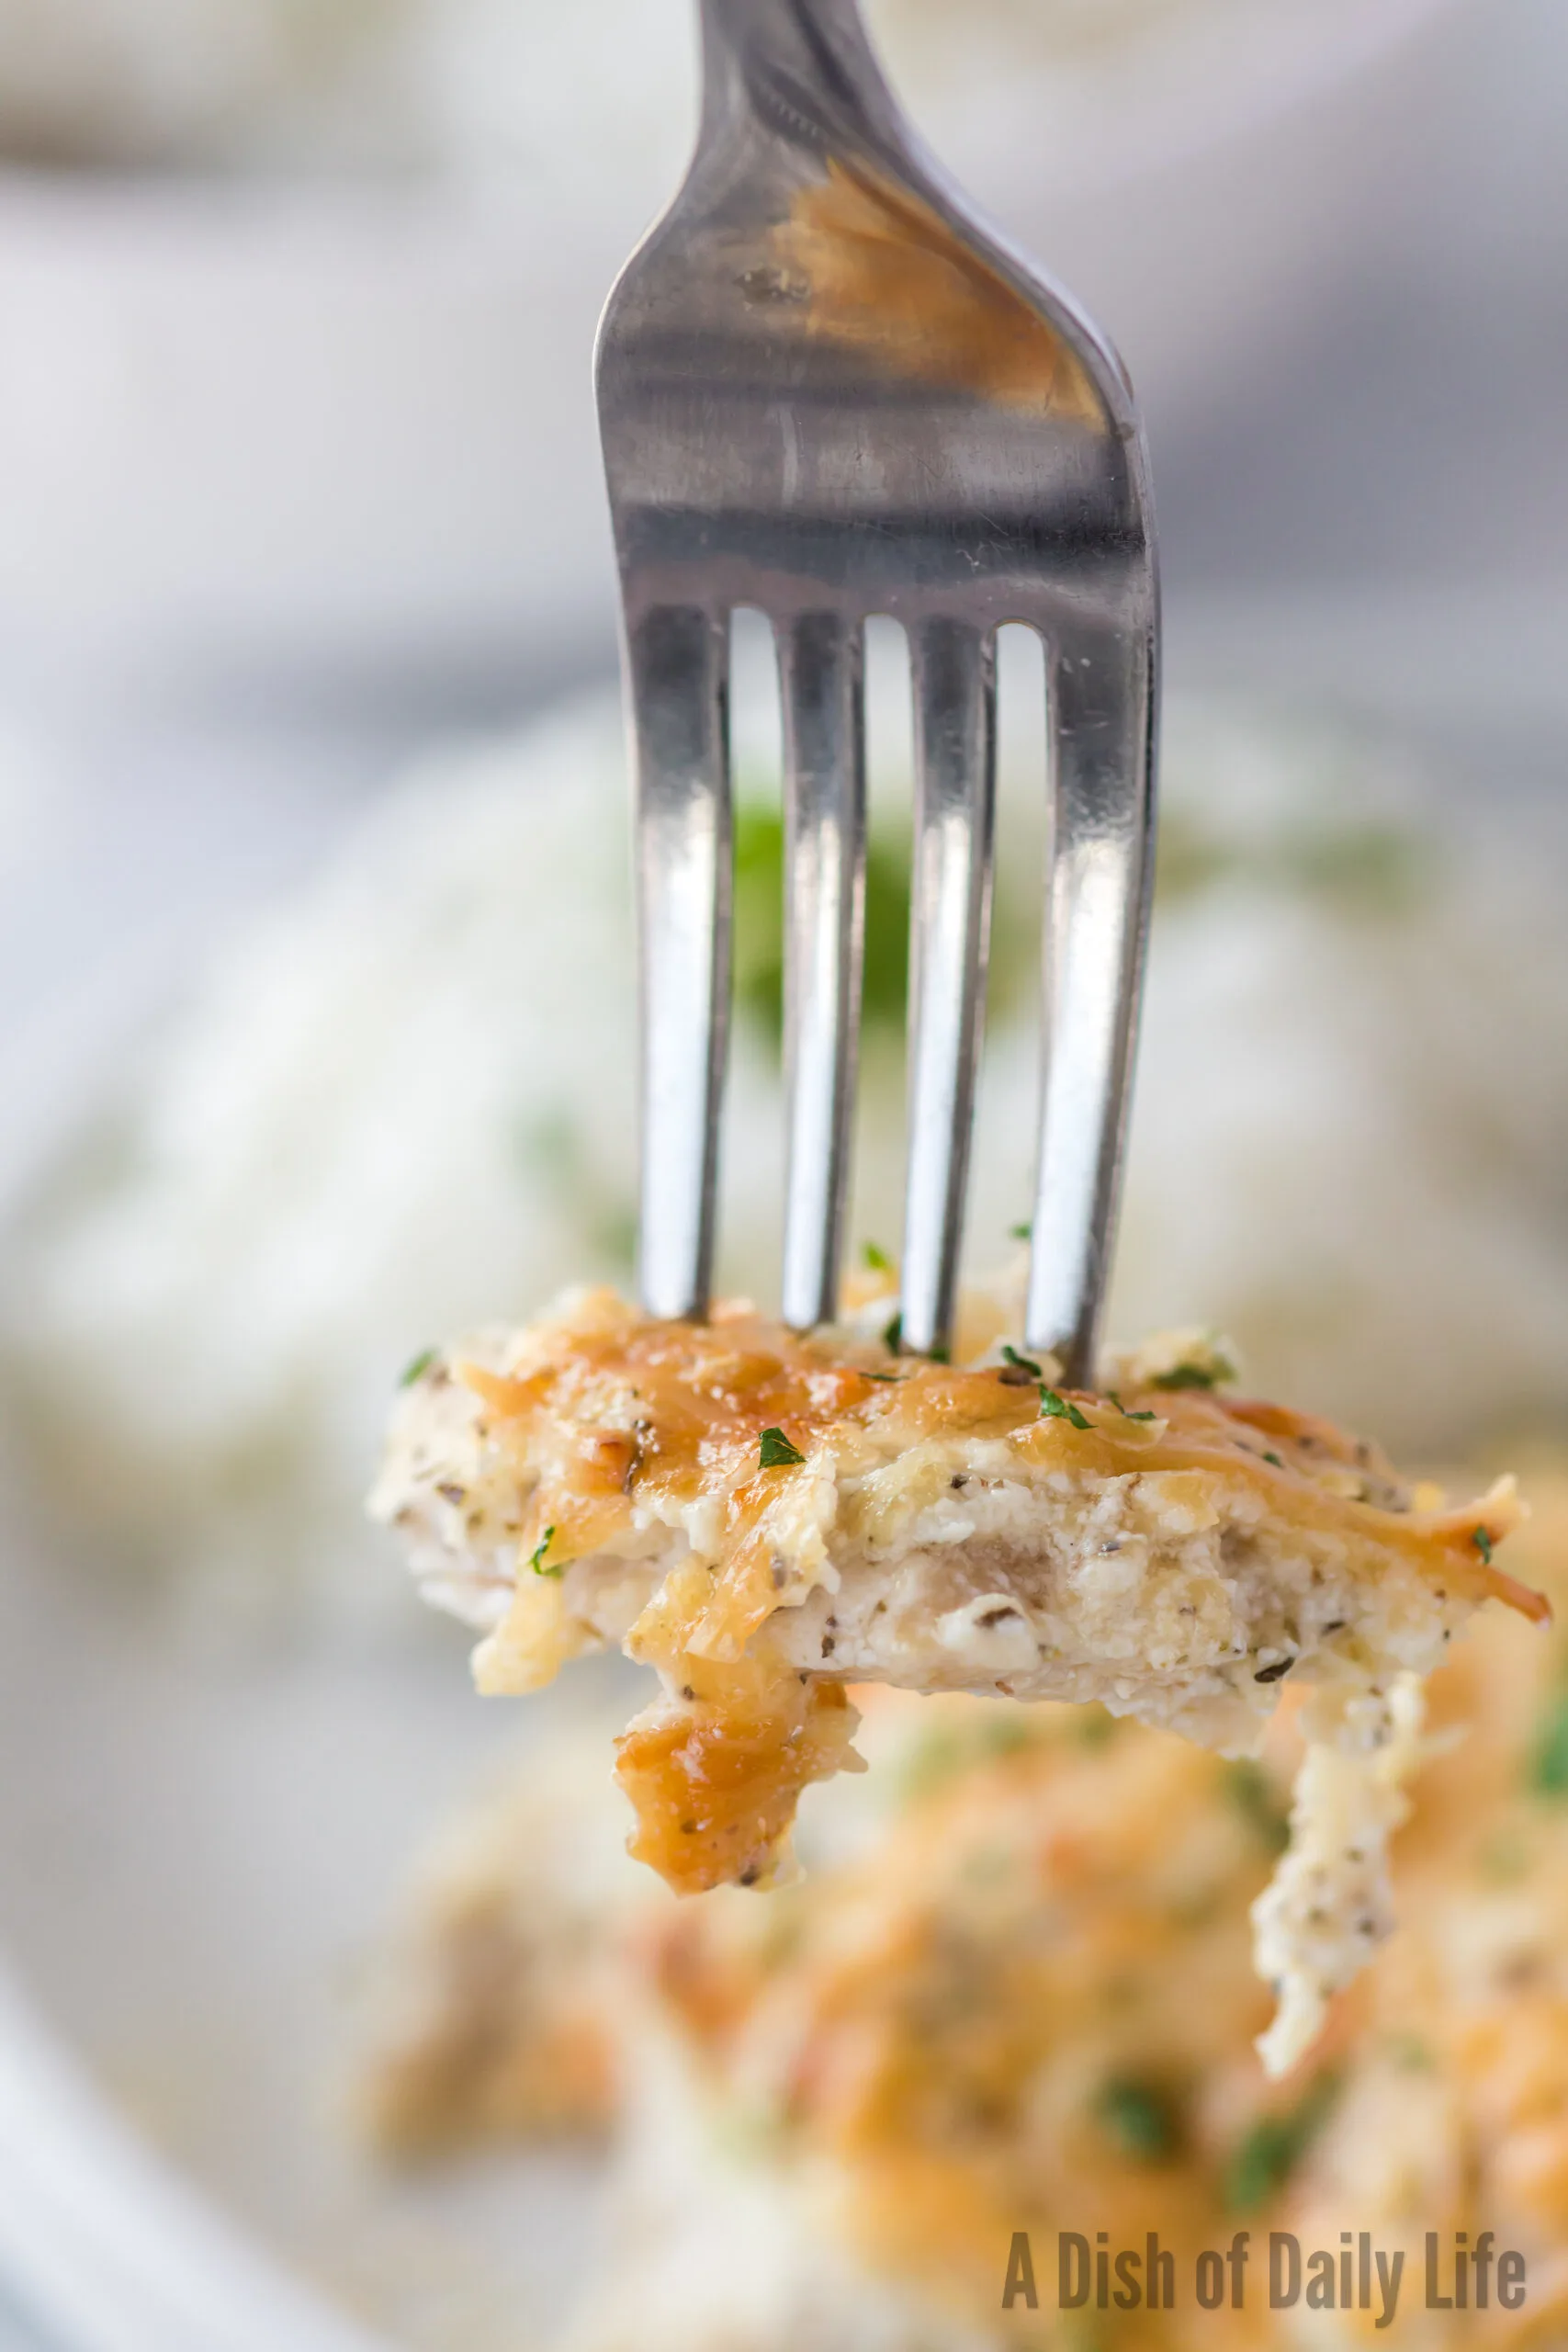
596,0 -> 1157,1383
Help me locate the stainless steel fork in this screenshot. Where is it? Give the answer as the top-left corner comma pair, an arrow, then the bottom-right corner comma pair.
596,0 -> 1157,1384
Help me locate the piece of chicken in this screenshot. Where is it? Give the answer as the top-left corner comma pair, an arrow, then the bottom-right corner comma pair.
372,1288 -> 1540,2067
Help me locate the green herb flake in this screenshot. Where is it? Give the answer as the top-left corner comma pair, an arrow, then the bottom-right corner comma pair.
759,1427 -> 807,1470
862,1240 -> 893,1273
1010,1221 -> 1032,1243
882,1312 -> 903,1355
1040,1386 -> 1091,1431
1224,2075 -> 1339,2214
1473,1526 -> 1494,1566
399,1346 -> 438,1388
1151,1351 -> 1237,1394
1108,1392 -> 1158,1423
528,1526 -> 561,1577
1001,1343 -> 1043,1378
1096,2075 -> 1182,2164
1220,1759 -> 1291,1856
1263,1452 -> 1284,1468
1531,1692 -> 1568,1796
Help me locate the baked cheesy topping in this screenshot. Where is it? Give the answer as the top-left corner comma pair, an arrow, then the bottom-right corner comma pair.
372,1288 -> 1540,2061
361,1484 -> 1568,2350
638,1499 -> 1568,2347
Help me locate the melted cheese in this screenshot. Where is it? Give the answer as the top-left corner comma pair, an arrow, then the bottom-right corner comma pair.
364,1481 -> 1568,2352
373,1290 -> 1542,2064
376,1292 -> 1531,1899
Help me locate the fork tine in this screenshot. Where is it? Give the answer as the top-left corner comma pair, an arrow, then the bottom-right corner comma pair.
780,611 -> 867,1331
899,616 -> 998,1359
627,603 -> 732,1323
1024,622 -> 1157,1385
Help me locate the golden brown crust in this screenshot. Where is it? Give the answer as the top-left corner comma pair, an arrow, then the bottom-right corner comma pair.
456,1300 -> 1532,1639
627,1517 -> 1568,2344
377,1291 -> 1540,1905
645,1710 -> 1284,2322
361,1481 -> 1568,2352
615,1672 -> 861,1894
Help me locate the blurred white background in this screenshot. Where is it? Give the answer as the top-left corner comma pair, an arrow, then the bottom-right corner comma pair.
0,0 -> 1564,1057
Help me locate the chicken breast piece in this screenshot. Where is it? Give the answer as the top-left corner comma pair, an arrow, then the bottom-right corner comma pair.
371,1288 -> 1540,2064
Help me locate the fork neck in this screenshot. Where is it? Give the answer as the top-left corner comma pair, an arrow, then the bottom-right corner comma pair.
698,0 -> 902,152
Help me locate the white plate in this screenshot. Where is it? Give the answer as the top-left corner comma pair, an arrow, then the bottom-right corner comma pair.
0,962 -> 611,2352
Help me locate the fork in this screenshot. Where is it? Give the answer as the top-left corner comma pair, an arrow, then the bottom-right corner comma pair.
596,0 -> 1157,1384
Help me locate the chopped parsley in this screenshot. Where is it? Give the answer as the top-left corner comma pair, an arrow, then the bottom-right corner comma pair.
759,1427 -> 806,1470
1263,1452 -> 1284,1468
882,1311 -> 903,1354
1151,1348 -> 1237,1393
1108,1391 -> 1157,1423
1096,2075 -> 1182,2164
1220,1759 -> 1291,1856
1472,1526 -> 1494,1566
862,1240 -> 892,1273
1224,2075 -> 1339,2213
1531,1692 -> 1568,1795
1040,1386 -> 1091,1431
1010,1221 -> 1032,1242
1001,1344 -> 1043,1378
399,1346 -> 437,1388
528,1526 -> 561,1577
